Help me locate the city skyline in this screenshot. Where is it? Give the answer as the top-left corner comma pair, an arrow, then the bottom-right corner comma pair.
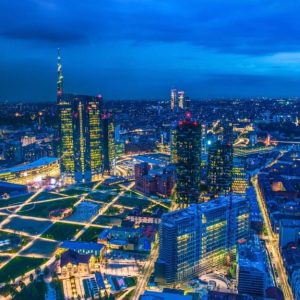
1,0 -> 300,102
0,1 -> 300,299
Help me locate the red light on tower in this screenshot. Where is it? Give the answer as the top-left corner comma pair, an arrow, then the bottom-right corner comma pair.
185,112 -> 192,119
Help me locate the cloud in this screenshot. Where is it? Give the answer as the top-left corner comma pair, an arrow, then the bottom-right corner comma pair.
0,0 -> 300,55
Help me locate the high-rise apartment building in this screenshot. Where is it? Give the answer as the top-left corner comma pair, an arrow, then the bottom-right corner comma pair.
171,113 -> 202,206
155,195 -> 250,284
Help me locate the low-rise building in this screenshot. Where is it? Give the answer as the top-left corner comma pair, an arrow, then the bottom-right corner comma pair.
60,241 -> 105,257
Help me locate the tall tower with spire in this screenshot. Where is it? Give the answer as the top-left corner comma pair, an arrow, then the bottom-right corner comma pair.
56,49 -> 103,184
57,48 -> 63,95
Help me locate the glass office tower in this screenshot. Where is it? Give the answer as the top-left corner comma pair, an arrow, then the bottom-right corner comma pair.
207,121 -> 233,196
171,113 -> 202,207
155,195 -> 250,284
102,113 -> 116,173
57,94 -> 103,184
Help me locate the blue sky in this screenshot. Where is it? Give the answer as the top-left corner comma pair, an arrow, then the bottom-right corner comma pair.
1,0 -> 300,101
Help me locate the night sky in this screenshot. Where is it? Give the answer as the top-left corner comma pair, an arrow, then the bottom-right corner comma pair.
1,0 -> 300,102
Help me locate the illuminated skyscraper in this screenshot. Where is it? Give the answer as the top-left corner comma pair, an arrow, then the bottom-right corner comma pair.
232,157 -> 248,194
56,51 -> 103,183
57,48 -> 63,96
178,91 -> 185,109
207,121 -> 233,196
170,89 -> 177,111
102,113 -> 116,173
171,112 -> 202,206
57,94 -> 103,183
155,195 -> 250,284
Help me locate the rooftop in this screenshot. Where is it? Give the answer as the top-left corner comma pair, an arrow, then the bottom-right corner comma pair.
61,241 -> 105,252
0,157 -> 58,175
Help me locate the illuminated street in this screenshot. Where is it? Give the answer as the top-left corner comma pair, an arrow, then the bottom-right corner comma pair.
252,175 -> 293,300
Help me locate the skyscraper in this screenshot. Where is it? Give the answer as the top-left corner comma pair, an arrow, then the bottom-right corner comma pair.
170,89 -> 177,111
57,94 -> 103,184
178,91 -> 185,109
171,113 -> 201,206
57,51 -> 103,183
232,157 -> 248,194
102,113 -> 116,173
207,121 -> 233,196
57,48 -> 63,96
155,195 -> 250,284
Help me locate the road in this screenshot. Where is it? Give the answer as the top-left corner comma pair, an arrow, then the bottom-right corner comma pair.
131,244 -> 159,300
0,178 -> 106,291
252,175 -> 293,300
72,181 -> 135,240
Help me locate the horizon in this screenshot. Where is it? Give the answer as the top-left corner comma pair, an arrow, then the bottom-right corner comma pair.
1,0 -> 300,102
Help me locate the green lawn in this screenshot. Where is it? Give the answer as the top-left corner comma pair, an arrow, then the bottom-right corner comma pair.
59,189 -> 85,196
0,256 -> 10,266
3,217 -> 52,235
104,206 -> 122,216
77,226 -> 104,242
94,184 -> 114,191
19,198 -> 77,218
0,230 -> 30,253
87,192 -> 115,203
117,196 -> 150,208
35,192 -> 64,201
77,182 -> 97,189
21,239 -> 59,257
0,257 -> 47,283
42,223 -> 84,241
0,194 -> 32,208
14,279 -> 47,300
93,215 -> 122,226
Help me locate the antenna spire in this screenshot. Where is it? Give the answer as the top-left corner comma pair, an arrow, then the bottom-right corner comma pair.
57,48 -> 63,95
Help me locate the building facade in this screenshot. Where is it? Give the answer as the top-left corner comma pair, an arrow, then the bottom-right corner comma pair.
171,113 -> 202,206
207,139 -> 233,196
57,93 -> 103,184
155,196 -> 250,284
102,113 -> 116,173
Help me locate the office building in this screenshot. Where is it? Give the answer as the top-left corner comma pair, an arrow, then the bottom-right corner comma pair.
207,122 -> 233,196
57,51 -> 103,183
170,89 -> 177,111
102,113 -> 116,173
171,113 -> 202,206
155,195 -> 250,284
207,140 -> 233,195
237,238 -> 267,298
134,162 -> 175,197
57,93 -> 103,184
0,157 -> 59,185
279,219 -> 300,249
135,162 -> 149,191
178,91 -> 185,109
232,157 -> 248,194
